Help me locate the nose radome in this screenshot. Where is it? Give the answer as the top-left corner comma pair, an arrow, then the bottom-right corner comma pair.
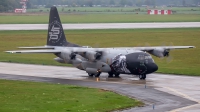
146,63 -> 158,73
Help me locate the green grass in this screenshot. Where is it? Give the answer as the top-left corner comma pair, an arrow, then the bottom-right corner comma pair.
0,79 -> 142,112
0,28 -> 200,76
0,13 -> 200,24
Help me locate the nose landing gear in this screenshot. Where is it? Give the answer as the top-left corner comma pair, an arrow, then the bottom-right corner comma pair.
139,74 -> 146,80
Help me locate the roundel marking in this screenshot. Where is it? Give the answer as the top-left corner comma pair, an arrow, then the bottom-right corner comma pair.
48,20 -> 63,43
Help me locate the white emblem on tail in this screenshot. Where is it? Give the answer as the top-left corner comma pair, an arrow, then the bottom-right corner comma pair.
49,25 -> 60,41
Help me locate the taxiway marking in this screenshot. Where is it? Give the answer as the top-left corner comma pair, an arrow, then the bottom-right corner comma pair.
165,87 -> 200,112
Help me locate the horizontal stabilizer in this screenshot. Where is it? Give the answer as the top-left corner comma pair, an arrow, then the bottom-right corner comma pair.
5,50 -> 61,54
18,46 -> 55,49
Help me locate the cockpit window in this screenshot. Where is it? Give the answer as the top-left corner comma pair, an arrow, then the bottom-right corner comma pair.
138,55 -> 145,60
144,55 -> 152,59
138,53 -> 154,63
147,55 -> 155,63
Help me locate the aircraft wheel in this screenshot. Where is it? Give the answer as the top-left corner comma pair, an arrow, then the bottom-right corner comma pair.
108,72 -> 114,77
114,73 -> 120,78
143,74 -> 146,80
139,74 -> 143,80
95,72 -> 101,77
88,73 -> 94,77
139,74 -> 146,80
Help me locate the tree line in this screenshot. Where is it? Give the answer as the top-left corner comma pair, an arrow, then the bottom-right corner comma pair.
29,0 -> 200,7
0,0 -> 20,12
0,0 -> 199,12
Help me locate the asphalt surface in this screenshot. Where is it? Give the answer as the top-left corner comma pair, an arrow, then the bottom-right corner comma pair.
0,62 -> 199,112
0,22 -> 200,30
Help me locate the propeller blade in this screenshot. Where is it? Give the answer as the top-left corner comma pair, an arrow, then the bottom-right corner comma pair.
166,56 -> 173,63
161,42 -> 167,46
169,42 -> 174,46
145,42 -> 151,47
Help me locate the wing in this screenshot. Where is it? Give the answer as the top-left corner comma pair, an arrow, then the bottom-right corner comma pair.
5,50 -> 61,54
131,46 -> 195,51
115,46 -> 195,58
134,46 -> 195,57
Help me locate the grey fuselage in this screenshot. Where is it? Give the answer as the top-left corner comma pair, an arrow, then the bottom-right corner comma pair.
54,47 -> 158,76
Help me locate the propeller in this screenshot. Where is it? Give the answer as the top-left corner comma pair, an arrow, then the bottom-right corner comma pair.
90,43 -> 103,61
66,48 -> 83,68
164,49 -> 170,57
161,42 -> 174,63
144,42 -> 151,47
166,55 -> 173,63
95,52 -> 102,60
136,43 -> 142,47
91,43 -> 109,61
70,52 -> 76,60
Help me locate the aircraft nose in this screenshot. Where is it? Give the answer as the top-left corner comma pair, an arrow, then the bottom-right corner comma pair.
125,52 -> 158,75
146,62 -> 158,74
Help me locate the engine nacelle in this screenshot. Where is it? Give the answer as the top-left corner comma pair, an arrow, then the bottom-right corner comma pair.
149,48 -> 169,58
61,49 -> 73,63
60,49 -> 82,64
54,57 -> 65,63
84,51 -> 102,61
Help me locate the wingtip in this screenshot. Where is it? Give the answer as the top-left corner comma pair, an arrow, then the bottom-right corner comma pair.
5,51 -> 13,53
190,46 -> 196,48
5,51 -> 22,53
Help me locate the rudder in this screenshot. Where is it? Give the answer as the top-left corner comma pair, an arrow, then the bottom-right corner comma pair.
47,7 -> 67,46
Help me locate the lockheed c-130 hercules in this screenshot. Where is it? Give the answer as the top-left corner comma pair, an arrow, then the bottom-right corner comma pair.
6,7 -> 195,80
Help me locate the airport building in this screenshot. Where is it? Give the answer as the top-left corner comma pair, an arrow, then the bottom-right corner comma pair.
15,0 -> 28,13
15,9 -> 26,13
148,9 -> 172,15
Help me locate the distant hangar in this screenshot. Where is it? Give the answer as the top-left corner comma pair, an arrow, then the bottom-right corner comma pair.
148,9 -> 172,15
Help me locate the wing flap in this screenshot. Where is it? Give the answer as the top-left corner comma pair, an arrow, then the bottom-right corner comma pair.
5,50 -> 61,54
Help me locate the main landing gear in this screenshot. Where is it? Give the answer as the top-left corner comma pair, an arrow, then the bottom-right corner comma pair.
88,72 -> 101,77
139,74 -> 146,80
88,72 -> 120,78
108,72 -> 120,78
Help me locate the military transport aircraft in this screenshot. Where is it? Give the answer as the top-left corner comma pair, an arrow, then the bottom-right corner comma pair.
6,7 -> 195,80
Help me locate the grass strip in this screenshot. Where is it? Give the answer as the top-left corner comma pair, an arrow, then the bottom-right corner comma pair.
0,28 -> 199,76
0,79 -> 142,112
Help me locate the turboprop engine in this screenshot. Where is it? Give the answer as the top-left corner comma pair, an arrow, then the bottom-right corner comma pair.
58,49 -> 82,64
80,51 -> 102,62
149,48 -> 170,58
54,57 -> 65,63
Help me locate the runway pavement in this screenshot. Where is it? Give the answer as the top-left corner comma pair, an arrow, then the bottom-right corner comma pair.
0,22 -> 200,30
0,62 -> 199,112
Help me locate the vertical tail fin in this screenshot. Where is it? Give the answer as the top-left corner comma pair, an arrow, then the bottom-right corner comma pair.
47,7 -> 80,47
47,7 -> 68,46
